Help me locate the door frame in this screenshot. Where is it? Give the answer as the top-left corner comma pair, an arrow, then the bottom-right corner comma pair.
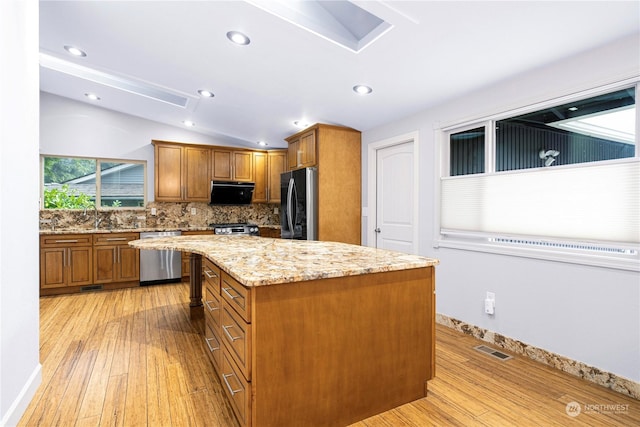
366,131 -> 420,253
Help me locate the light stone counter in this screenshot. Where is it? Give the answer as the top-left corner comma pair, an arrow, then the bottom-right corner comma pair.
129,234 -> 438,287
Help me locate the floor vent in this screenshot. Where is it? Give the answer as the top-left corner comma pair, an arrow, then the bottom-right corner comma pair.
81,285 -> 103,292
474,345 -> 513,361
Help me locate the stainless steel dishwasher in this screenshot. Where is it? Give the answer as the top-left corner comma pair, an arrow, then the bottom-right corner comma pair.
139,230 -> 182,285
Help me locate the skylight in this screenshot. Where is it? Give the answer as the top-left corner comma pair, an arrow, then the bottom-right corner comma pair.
39,53 -> 191,108
248,0 -> 393,53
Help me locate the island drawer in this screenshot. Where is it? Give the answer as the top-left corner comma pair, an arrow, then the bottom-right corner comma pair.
221,350 -> 251,427
203,258 -> 221,292
221,272 -> 251,322
204,322 -> 222,372
221,301 -> 252,381
204,283 -> 221,331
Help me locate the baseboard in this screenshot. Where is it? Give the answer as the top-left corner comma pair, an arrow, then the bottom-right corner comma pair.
436,314 -> 640,400
1,363 -> 42,427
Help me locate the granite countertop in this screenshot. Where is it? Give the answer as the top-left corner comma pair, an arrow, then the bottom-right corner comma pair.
128,235 -> 439,287
39,225 -> 280,235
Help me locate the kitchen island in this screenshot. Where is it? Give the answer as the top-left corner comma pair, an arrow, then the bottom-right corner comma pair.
129,235 -> 439,427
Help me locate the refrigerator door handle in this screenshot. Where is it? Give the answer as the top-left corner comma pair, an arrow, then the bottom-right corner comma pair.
287,177 -> 295,236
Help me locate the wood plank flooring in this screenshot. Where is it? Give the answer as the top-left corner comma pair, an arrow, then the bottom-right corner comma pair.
19,282 -> 639,427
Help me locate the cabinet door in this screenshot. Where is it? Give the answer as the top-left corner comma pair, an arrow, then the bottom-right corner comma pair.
68,246 -> 93,286
252,152 -> 267,203
267,151 -> 287,203
212,150 -> 232,180
40,248 -> 66,288
288,139 -> 299,170
155,144 -> 183,201
233,151 -> 253,182
94,245 -> 117,284
184,146 -> 211,201
298,130 -> 316,167
118,245 -> 140,282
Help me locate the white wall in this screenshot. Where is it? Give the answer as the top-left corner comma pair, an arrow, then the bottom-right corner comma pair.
1,1 -> 42,426
362,33 -> 640,382
40,92 -> 252,202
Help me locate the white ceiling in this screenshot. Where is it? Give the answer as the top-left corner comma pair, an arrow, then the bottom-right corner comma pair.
39,1 -> 640,149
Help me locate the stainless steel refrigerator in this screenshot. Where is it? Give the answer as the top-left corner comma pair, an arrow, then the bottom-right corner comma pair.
280,167 -> 318,240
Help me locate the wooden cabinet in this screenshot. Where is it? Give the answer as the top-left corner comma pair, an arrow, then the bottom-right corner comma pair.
201,256 -> 434,427
252,152 -> 267,203
40,234 -> 93,290
212,149 -> 253,182
285,124 -> 362,244
153,141 -> 210,202
40,232 -> 142,295
93,233 -> 140,284
253,150 -> 287,203
287,129 -> 316,169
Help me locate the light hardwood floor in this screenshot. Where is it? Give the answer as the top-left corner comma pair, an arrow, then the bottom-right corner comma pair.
19,282 -> 639,427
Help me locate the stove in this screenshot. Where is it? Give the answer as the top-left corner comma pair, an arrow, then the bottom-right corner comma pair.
209,223 -> 260,236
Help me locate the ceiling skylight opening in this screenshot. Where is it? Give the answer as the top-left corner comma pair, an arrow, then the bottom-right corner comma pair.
39,53 -> 193,108
247,0 -> 393,53
64,45 -> 86,57
227,31 -> 251,45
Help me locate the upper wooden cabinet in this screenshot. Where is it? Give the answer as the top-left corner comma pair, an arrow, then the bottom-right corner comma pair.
285,124 -> 362,245
212,149 -> 253,182
153,141 -> 210,202
153,140 -> 286,204
287,130 -> 316,169
253,150 -> 287,203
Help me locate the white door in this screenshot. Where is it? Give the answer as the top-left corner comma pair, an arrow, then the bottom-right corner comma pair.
374,140 -> 417,253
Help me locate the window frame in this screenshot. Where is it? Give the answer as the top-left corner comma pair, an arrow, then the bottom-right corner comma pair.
41,155 -> 147,210
435,80 -> 639,271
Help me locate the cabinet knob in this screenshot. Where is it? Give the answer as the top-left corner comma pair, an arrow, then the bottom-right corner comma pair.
374,228 -> 381,233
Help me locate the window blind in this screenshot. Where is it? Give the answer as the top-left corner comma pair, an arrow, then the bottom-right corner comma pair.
441,160 -> 640,244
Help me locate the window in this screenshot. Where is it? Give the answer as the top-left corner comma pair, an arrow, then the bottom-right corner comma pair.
438,84 -> 639,271
42,156 -> 146,209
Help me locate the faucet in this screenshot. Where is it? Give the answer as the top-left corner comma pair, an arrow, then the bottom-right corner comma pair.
94,206 -> 102,229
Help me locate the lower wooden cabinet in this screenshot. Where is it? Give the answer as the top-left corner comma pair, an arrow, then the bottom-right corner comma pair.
201,257 -> 435,427
40,232 -> 140,296
40,234 -> 93,290
93,233 -> 140,284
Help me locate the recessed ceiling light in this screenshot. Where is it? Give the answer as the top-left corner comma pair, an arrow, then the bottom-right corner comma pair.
64,45 -> 86,57
353,85 -> 373,95
227,31 -> 251,45
293,120 -> 310,129
183,120 -> 195,127
257,141 -> 268,147
568,106 -> 579,111
198,89 -> 215,98
84,93 -> 100,101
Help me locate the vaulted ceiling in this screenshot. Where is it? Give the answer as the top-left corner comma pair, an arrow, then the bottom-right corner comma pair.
39,1 -> 640,148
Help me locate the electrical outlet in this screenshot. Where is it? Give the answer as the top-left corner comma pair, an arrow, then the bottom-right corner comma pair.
150,207 -> 157,216
274,207 -> 279,214
191,207 -> 197,215
485,292 -> 496,315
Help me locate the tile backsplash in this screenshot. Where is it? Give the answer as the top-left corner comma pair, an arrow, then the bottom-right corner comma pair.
39,202 -> 280,231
